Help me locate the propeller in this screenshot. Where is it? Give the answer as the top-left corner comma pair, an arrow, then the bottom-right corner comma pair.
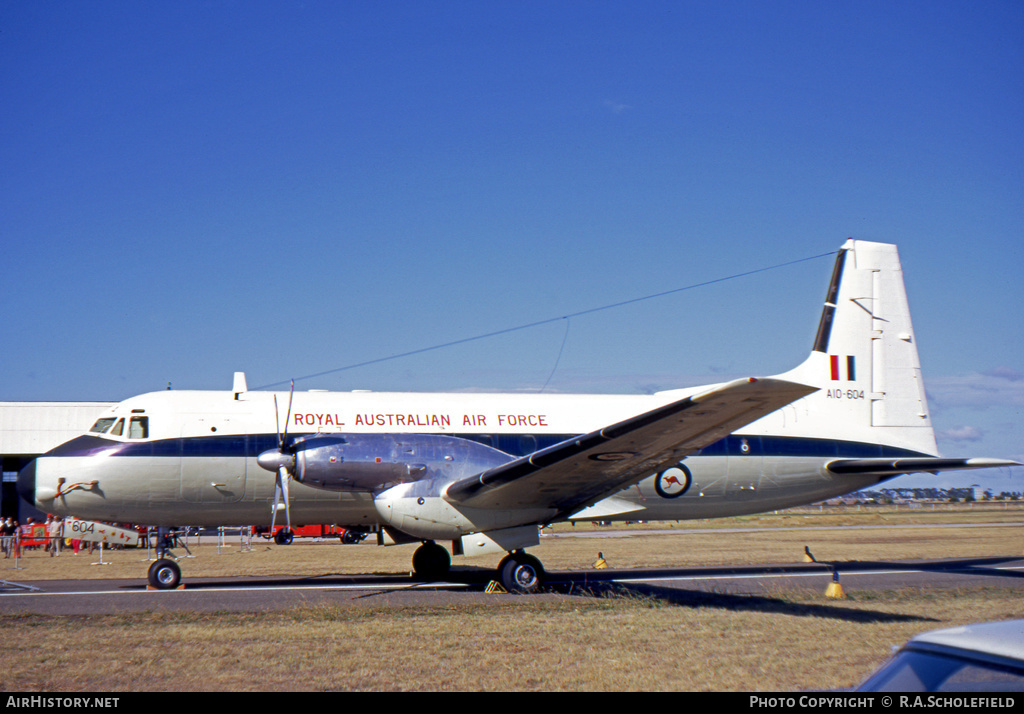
256,381 -> 295,534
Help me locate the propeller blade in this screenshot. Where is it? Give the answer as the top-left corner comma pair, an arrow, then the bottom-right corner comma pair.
271,475 -> 282,531
268,381 -> 296,533
273,394 -> 282,450
282,380 -> 294,446
278,465 -> 292,532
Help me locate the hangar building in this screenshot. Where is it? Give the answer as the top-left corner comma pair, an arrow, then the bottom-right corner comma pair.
0,402 -> 115,520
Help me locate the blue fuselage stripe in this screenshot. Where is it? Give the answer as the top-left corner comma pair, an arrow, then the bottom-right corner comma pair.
46,433 -> 930,460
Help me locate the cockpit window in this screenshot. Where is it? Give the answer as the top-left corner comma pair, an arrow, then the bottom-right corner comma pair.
89,415 -> 150,439
128,416 -> 149,439
89,418 -> 116,434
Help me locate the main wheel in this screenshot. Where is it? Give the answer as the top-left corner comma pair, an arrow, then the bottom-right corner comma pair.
341,529 -> 366,545
411,541 -> 451,580
147,558 -> 181,590
274,529 -> 294,545
498,552 -> 545,594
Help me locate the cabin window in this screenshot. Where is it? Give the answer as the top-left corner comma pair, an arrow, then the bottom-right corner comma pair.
517,435 -> 538,455
89,418 -> 116,434
128,416 -> 149,439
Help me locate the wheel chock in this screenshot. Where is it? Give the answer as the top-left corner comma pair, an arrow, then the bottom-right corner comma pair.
485,580 -> 507,594
824,570 -> 845,599
803,545 -> 816,563
146,584 -> 186,591
594,552 -> 607,569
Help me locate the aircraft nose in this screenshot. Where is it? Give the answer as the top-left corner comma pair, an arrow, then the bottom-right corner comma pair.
17,459 -> 36,507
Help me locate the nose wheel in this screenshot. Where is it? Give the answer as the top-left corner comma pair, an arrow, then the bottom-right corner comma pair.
147,558 -> 182,590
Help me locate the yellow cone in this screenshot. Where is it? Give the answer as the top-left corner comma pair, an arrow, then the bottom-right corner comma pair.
594,552 -> 608,569
825,570 -> 845,599
804,545 -> 816,563
485,580 -> 507,594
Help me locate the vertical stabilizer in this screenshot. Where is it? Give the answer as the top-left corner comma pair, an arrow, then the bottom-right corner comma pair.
776,240 -> 937,456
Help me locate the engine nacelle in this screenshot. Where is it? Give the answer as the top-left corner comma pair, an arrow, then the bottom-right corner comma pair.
298,458 -> 426,492
291,435 -> 427,492
284,432 -> 519,494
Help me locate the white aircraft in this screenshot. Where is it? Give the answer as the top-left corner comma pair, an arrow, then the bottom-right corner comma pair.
17,240 -> 1018,592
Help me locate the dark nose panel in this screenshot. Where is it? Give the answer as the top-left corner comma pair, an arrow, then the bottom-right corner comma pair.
16,459 -> 36,506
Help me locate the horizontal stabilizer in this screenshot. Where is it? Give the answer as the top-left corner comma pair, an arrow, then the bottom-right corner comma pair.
826,457 -> 1020,477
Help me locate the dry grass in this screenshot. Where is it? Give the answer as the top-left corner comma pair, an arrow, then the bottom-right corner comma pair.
3,587 -> 1021,691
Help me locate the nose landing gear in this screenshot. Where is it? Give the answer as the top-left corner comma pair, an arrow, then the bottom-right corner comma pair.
147,558 -> 182,590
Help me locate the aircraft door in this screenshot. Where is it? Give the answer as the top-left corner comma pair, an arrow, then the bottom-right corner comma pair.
725,436 -> 763,500
180,417 -> 247,503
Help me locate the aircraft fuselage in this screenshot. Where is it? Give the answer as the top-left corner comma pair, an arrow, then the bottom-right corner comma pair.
24,386 -> 916,530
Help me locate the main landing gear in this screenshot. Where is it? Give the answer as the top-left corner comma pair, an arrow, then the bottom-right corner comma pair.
411,541 -> 451,580
496,551 -> 544,594
410,541 -> 545,594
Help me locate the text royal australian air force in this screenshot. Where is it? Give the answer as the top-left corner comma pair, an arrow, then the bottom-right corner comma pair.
274,391 -> 677,435
295,409 -> 551,430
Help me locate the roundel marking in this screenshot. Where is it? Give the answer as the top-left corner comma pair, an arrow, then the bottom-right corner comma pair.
589,452 -> 636,462
654,463 -> 692,499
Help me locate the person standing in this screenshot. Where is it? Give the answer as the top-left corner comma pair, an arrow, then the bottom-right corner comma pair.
1,517 -> 13,558
47,515 -> 63,557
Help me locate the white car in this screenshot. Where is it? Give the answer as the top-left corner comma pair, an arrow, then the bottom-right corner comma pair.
856,620 -> 1024,692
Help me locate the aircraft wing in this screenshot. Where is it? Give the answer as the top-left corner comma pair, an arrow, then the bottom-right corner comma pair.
826,457 -> 1020,477
444,377 -> 815,518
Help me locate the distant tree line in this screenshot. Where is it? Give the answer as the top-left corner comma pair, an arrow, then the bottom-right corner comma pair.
842,487 -> 1022,504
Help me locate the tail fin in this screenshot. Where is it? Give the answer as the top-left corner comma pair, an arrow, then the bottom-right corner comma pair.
777,239 -> 938,456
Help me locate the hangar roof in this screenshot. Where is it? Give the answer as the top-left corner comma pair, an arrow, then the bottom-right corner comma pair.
0,402 -> 116,455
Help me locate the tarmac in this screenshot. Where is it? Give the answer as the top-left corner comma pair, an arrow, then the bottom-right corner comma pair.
3,556 -> 1023,615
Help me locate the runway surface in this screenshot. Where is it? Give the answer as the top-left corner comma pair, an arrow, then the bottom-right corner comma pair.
3,556 -> 1023,615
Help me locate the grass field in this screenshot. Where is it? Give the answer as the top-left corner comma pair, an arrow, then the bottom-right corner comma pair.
3,503 -> 1023,691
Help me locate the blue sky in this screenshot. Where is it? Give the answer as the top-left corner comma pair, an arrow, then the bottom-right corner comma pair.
3,2 -> 1021,490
